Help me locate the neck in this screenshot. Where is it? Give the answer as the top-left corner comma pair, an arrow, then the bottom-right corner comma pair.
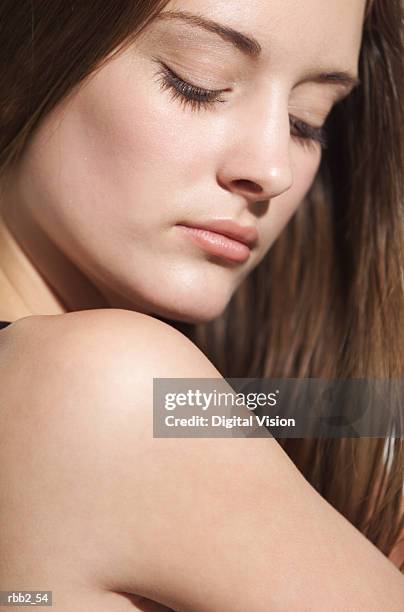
0,178 -> 109,321
0,222 -> 56,320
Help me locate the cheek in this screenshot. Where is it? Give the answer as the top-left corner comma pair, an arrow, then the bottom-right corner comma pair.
60,62 -> 183,215
17,51 -> 203,253
73,50 -> 225,200
71,52 -> 207,199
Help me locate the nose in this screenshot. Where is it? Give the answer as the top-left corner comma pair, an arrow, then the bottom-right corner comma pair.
217,95 -> 293,203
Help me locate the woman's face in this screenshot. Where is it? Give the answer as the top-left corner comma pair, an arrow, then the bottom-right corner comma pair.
8,0 -> 366,322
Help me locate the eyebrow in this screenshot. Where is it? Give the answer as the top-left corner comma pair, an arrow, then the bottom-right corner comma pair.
156,9 -> 262,58
156,9 -> 361,92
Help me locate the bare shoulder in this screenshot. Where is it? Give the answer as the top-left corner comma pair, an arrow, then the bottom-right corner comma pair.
0,308 -> 220,412
0,308 -> 226,608
1,310 -> 404,611
0,307 -> 217,375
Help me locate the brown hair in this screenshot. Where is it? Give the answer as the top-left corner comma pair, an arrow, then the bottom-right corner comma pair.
1,0 -> 403,570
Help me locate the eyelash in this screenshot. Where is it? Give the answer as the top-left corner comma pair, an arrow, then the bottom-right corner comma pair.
153,61 -> 328,151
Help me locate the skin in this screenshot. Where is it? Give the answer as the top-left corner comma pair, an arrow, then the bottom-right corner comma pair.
2,0 -> 403,608
0,0 -> 365,323
1,310 -> 404,612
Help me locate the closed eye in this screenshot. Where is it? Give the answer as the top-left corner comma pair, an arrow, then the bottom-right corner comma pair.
153,59 -> 328,151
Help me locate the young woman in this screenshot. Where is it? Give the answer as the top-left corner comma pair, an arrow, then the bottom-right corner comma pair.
0,0 -> 403,610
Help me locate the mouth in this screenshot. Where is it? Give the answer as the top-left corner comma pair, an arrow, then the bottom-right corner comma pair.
176,220 -> 258,263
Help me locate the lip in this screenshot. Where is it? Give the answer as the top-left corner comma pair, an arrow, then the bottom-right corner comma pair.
178,219 -> 258,248
176,220 -> 258,263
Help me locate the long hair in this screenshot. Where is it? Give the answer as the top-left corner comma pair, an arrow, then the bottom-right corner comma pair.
1,0 -> 403,570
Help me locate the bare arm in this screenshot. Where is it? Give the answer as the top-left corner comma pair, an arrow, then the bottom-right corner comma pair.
0,309 -> 403,612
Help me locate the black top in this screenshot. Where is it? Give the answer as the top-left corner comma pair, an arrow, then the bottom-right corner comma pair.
0,321 -> 11,329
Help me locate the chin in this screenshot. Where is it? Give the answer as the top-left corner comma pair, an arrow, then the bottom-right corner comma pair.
96,269 -> 235,324
150,297 -> 228,325
100,288 -> 230,324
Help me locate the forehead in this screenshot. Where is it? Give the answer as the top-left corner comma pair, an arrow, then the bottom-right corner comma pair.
159,0 -> 366,75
